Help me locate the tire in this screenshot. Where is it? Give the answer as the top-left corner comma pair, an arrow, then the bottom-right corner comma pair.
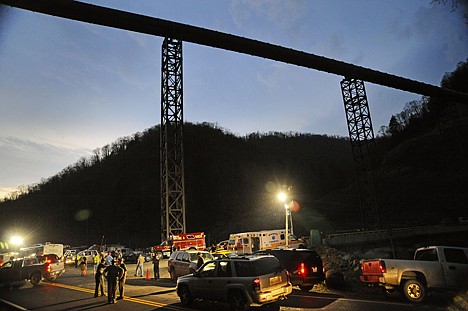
229,291 -> 249,311
383,287 -> 400,298
30,272 -> 42,286
169,268 -> 177,281
299,285 -> 313,292
178,285 -> 193,306
402,279 -> 425,303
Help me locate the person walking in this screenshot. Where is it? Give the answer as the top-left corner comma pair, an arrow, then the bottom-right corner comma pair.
94,258 -> 106,297
104,260 -> 123,304
152,254 -> 160,280
117,258 -> 127,300
135,254 -> 144,277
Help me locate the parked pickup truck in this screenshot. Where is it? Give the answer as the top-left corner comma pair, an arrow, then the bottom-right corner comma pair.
0,254 -> 66,287
360,246 -> 468,302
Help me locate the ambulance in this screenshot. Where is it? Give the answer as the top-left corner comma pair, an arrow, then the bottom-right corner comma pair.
228,229 -> 305,254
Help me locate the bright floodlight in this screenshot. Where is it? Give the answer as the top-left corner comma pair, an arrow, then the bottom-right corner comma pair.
277,192 -> 287,202
10,235 -> 24,246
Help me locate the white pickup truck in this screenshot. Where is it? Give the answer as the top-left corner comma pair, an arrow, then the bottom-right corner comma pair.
360,246 -> 468,302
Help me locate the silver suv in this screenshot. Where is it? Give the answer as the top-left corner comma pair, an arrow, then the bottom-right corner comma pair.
176,255 -> 292,311
168,250 -> 214,281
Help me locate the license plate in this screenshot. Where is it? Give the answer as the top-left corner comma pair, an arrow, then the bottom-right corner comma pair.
312,267 -> 317,273
269,275 -> 282,285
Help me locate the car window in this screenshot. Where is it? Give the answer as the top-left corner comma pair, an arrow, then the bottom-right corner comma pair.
444,248 -> 468,264
2,261 -> 13,268
182,252 -> 189,262
169,252 -> 178,260
216,261 -> 232,277
234,257 -> 282,277
199,262 -> 216,277
189,253 -> 198,261
175,252 -> 185,261
415,249 -> 439,261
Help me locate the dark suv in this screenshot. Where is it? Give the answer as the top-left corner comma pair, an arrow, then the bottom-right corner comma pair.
255,249 -> 325,291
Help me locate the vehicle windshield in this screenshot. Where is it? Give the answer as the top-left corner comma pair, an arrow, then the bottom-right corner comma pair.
189,252 -> 213,262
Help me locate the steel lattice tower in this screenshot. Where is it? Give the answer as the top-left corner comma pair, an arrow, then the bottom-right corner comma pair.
161,38 -> 186,240
341,78 -> 381,230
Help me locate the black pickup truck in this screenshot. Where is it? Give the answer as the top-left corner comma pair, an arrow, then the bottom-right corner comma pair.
0,254 -> 66,287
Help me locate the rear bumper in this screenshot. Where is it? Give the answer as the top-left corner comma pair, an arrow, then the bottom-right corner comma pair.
359,275 -> 380,283
291,274 -> 325,286
250,283 -> 293,306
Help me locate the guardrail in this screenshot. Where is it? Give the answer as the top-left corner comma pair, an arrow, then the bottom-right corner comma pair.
322,224 -> 468,246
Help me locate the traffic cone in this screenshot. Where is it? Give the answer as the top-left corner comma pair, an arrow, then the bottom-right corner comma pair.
145,269 -> 150,280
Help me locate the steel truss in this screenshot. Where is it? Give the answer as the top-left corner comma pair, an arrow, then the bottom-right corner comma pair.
341,78 -> 381,229
161,38 -> 186,240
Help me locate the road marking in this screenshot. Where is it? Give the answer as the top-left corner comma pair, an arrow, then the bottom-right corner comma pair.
289,294 -> 443,309
0,298 -> 29,311
46,282 -> 187,310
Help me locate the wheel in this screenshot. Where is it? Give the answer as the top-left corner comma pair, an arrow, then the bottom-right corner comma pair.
178,285 -> 193,306
299,285 -> 313,292
30,272 -> 42,286
169,268 -> 177,281
229,291 -> 249,311
402,279 -> 425,303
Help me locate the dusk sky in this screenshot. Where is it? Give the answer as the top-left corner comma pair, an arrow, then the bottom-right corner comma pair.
0,0 -> 467,199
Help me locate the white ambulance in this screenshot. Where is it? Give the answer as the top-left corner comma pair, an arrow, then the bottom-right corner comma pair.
228,229 -> 305,254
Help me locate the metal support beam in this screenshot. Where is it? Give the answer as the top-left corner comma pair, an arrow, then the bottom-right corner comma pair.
161,38 -> 186,240
341,78 -> 381,229
1,0 -> 468,104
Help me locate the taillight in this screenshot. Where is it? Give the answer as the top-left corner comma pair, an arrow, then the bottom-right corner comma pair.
300,262 -> 306,275
379,260 -> 386,273
46,263 -> 52,273
252,278 -> 261,292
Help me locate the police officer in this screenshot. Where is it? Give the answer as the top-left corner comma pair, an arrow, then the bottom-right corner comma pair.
152,254 -> 160,280
94,258 -> 106,297
104,260 -> 123,304
117,258 -> 127,300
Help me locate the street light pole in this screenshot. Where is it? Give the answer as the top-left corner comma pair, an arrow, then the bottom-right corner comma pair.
284,203 -> 289,248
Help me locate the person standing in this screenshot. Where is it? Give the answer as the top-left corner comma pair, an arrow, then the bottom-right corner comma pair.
105,252 -> 113,266
94,258 -> 106,297
135,254 -> 144,277
196,252 -> 204,270
152,254 -> 160,280
79,257 -> 88,276
104,260 -> 123,304
117,258 -> 127,300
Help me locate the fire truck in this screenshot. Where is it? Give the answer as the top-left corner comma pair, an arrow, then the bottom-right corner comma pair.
153,232 -> 206,258
228,229 -> 305,254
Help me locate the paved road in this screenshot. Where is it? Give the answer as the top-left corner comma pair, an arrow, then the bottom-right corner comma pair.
0,260 -> 460,310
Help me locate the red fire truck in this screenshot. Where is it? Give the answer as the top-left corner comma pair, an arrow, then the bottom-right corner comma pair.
153,232 -> 206,258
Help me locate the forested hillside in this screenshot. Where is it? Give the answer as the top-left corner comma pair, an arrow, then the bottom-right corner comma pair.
1,60 -> 467,249
0,124 -> 357,247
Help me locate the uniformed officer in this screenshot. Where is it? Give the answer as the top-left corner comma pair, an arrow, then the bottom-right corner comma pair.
104,260 -> 123,304
94,258 -> 106,297
117,258 -> 127,300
